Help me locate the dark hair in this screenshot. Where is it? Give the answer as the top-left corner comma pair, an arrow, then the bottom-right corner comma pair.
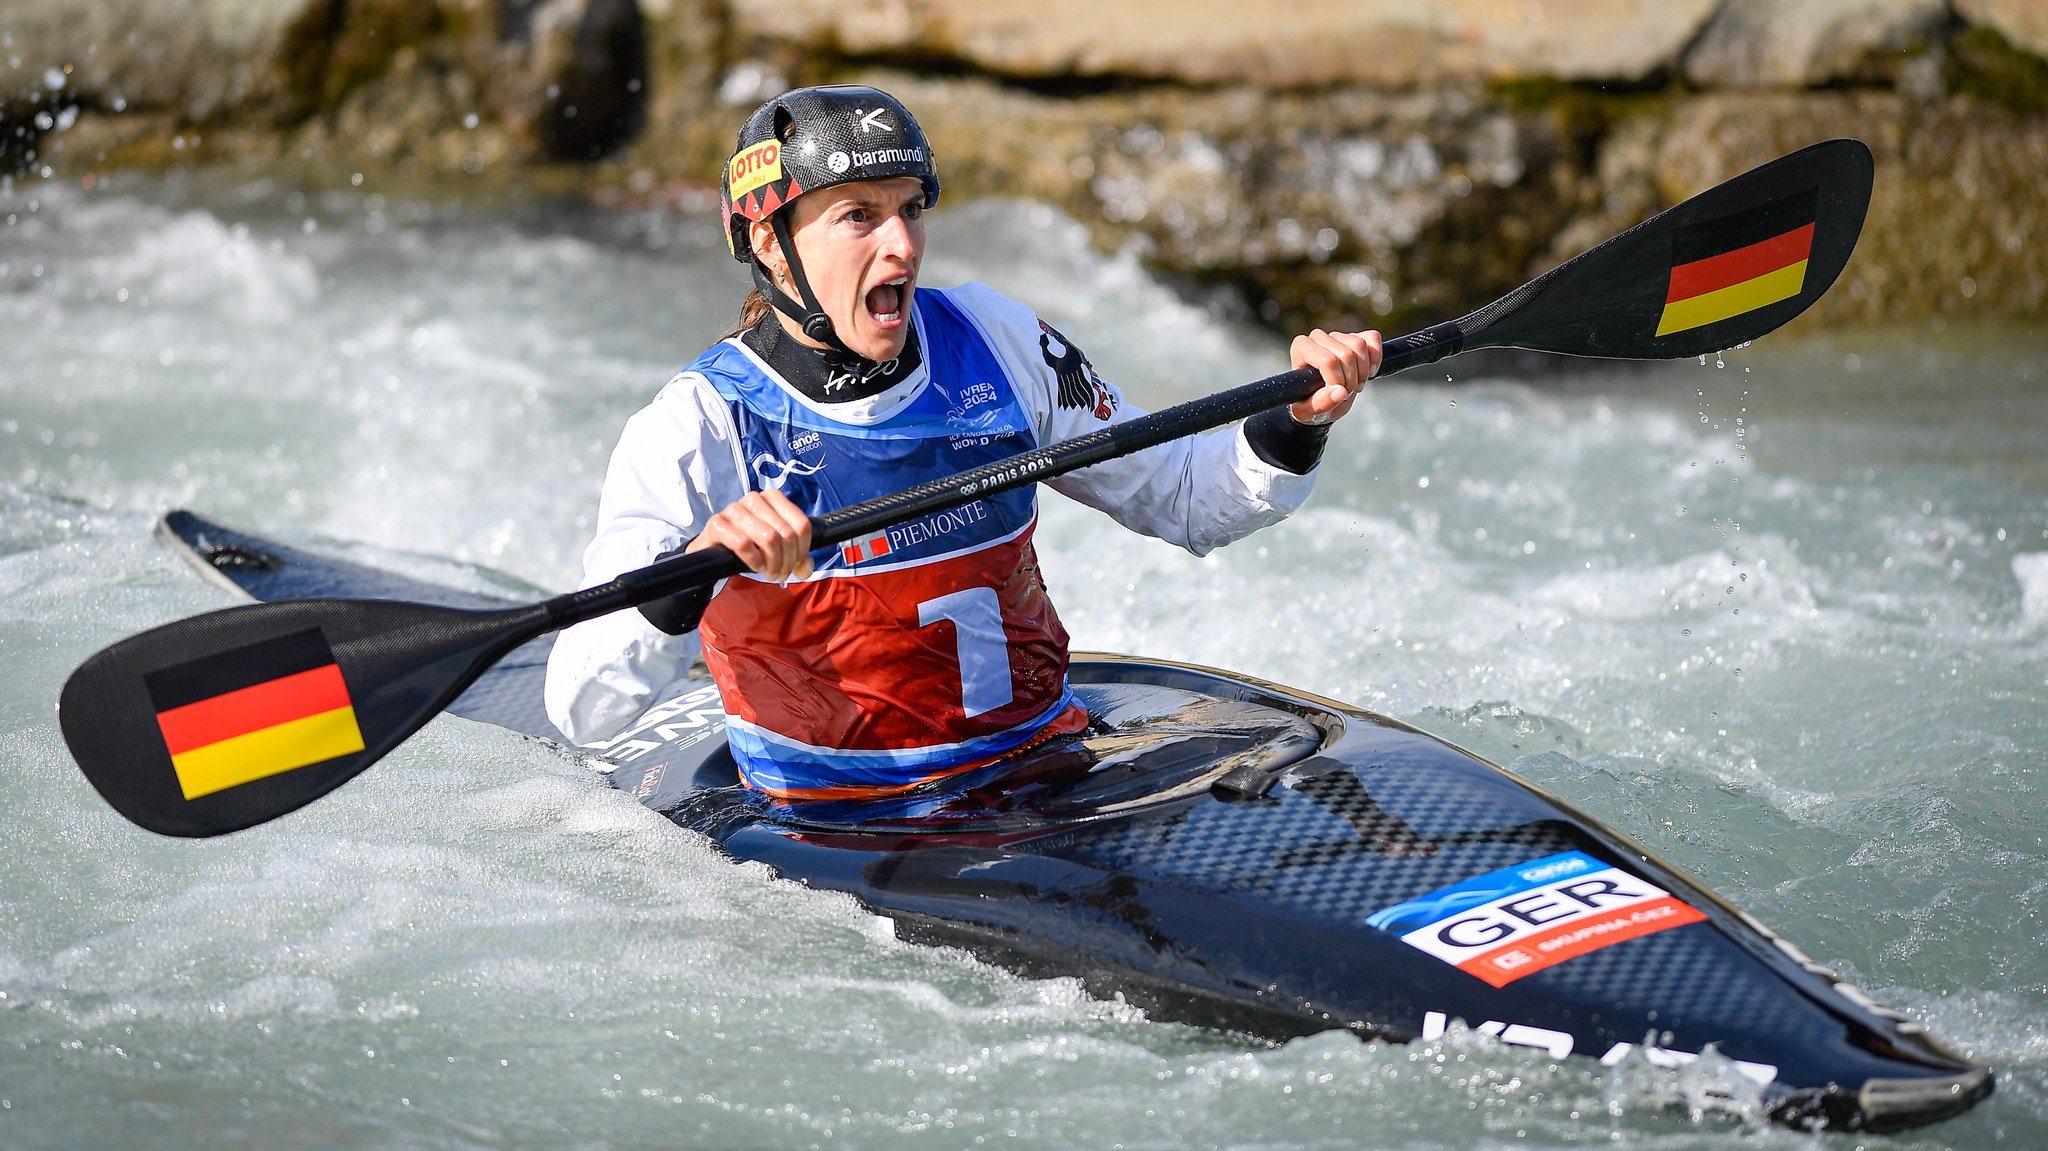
726,288 -> 772,338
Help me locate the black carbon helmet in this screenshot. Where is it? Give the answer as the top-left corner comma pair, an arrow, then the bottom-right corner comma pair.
721,84 -> 941,266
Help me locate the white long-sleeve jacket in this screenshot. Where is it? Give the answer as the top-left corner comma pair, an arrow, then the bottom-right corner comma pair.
543,282 -> 1321,747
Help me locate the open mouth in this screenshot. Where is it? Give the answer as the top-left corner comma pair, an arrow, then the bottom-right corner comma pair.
864,276 -> 910,325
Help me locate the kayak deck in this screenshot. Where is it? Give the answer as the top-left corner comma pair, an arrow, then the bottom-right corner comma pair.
155,510 -> 1994,1131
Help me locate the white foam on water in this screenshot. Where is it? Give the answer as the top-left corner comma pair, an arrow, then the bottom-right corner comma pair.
98,209 -> 319,324
2,188 -> 2042,1148
2016,552 -> 2048,630
9,190 -> 322,330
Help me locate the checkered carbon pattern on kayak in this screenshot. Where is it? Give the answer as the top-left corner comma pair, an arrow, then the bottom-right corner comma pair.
1525,916 -> 1784,1032
1049,752 -> 1788,1028
1058,774 -> 1576,913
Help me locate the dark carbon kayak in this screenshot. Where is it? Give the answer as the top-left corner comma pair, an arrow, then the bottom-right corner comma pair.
157,509 -> 1992,1131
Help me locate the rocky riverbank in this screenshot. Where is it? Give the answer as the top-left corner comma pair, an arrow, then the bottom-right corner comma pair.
5,0 -> 2046,336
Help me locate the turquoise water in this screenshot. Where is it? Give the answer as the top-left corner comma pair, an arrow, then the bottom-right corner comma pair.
2,174 -> 2044,1148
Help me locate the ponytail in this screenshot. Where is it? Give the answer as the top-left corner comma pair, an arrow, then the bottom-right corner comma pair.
726,288 -> 772,339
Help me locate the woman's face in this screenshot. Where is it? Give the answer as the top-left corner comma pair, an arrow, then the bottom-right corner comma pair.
753,177 -> 926,363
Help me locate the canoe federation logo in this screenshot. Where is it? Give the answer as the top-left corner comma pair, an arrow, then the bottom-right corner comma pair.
1367,851 -> 1705,988
751,452 -> 825,492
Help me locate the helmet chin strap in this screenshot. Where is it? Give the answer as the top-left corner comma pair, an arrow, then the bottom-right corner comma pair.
757,212 -> 870,374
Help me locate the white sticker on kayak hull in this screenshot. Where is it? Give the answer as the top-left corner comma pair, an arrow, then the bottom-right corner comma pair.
1368,851 -> 1706,988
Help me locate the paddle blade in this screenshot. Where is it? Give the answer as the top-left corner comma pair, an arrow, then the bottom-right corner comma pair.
1465,138 -> 1873,360
60,598 -> 551,837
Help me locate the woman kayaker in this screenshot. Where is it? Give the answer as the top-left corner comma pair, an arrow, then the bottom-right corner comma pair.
543,84 -> 1381,798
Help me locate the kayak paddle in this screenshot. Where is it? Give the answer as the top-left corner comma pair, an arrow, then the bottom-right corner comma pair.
61,138 -> 1872,836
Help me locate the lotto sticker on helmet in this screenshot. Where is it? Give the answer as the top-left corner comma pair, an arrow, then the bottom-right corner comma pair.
728,141 -> 783,200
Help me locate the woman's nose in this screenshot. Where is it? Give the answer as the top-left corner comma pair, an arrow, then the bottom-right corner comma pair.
876,214 -> 919,260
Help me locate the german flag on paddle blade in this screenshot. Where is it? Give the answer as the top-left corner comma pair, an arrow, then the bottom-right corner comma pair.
145,629 -> 366,800
1657,188 -> 1819,338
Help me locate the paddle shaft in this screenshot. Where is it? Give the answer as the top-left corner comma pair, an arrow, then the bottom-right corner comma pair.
61,139 -> 1873,839
541,323 -> 1464,631
542,137 -> 1879,631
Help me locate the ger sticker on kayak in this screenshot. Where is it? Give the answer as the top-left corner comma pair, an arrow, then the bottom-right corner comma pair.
1366,851 -> 1706,988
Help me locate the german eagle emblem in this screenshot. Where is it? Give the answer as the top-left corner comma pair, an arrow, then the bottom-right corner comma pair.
1038,321 -> 1112,417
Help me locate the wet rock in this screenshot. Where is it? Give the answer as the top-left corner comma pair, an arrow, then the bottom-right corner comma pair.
275,0 -> 653,168
0,0 -> 323,177
1945,16 -> 2048,115
1683,0 -> 1949,89
730,0 -> 1720,88
497,0 -> 649,162
1954,0 -> 2048,61
0,0 -> 307,123
2,0 -> 662,179
7,0 -> 2046,333
1545,113 -> 1665,268
863,72 -> 1569,333
251,0 -> 506,182
276,0 -> 463,126
634,0 -> 728,180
